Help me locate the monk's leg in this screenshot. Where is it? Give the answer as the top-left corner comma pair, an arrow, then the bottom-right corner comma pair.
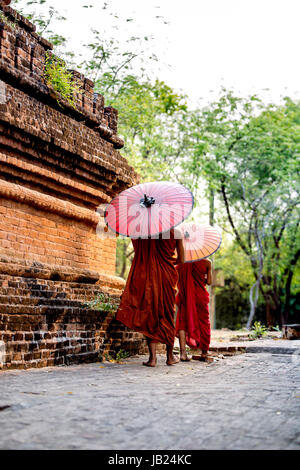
178,330 -> 191,361
166,343 -> 179,365
143,339 -> 157,367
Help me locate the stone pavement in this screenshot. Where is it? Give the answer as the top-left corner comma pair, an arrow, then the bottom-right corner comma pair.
209,331 -> 300,355
0,341 -> 300,450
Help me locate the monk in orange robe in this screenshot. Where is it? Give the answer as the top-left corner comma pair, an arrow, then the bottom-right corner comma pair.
176,259 -> 212,362
116,229 -> 185,366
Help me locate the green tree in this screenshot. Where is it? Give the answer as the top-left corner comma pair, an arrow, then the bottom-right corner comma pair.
13,0 -> 67,47
188,91 -> 300,326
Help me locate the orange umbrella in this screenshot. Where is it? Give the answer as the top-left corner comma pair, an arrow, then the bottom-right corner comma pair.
177,222 -> 222,262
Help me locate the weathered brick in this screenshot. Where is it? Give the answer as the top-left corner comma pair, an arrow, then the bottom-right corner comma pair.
0,3 -> 147,371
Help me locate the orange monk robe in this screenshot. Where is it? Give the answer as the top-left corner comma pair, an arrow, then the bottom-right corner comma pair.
116,236 -> 179,346
176,260 -> 211,351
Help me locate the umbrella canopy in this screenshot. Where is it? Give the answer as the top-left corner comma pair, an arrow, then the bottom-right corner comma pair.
104,181 -> 194,238
177,222 -> 222,262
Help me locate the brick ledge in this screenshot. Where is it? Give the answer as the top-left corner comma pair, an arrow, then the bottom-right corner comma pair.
0,179 -> 102,225
0,253 -> 125,290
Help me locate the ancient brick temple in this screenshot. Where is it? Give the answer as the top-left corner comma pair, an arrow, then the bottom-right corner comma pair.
0,2 -> 147,369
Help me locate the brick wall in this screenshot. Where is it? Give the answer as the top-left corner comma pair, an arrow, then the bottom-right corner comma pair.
0,274 -> 149,369
0,197 -> 116,274
0,2 -> 148,370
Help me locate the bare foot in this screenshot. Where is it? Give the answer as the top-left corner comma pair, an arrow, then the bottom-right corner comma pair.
166,355 -> 180,366
142,360 -> 156,367
180,352 -> 191,361
199,354 -> 214,363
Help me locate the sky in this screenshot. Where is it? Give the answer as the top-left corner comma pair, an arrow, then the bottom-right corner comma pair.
16,0 -> 300,107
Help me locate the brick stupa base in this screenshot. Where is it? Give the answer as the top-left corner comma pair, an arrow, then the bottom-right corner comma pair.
0,2 -> 150,369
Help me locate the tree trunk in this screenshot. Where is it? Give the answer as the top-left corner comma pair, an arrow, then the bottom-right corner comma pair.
208,186 -> 215,328
265,299 -> 277,327
262,287 -> 281,327
209,186 -> 215,226
283,248 -> 300,324
119,239 -> 128,279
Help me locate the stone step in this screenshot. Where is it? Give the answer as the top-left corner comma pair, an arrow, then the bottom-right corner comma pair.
0,280 -> 103,291
0,287 -> 113,300
0,303 -> 109,315
0,276 -> 117,292
0,294 -> 108,308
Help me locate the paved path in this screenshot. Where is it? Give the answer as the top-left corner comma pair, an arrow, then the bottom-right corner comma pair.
0,347 -> 300,450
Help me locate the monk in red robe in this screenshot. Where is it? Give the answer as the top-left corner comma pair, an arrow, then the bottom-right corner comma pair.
176,258 -> 212,362
116,229 -> 185,367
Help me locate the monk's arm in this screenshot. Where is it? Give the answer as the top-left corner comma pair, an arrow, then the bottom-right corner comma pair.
206,260 -> 212,285
176,238 -> 185,265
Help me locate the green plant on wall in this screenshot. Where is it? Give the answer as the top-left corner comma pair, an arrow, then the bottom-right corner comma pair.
44,52 -> 83,109
84,292 -> 118,314
0,10 -> 17,29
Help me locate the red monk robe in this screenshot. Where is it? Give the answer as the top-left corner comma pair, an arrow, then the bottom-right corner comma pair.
176,259 -> 211,351
116,233 -> 180,346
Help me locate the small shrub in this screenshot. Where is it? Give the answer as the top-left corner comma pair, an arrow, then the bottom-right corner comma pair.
103,350 -> 130,363
249,321 -> 268,340
115,349 -> 130,361
44,52 -> 83,109
272,325 -> 281,332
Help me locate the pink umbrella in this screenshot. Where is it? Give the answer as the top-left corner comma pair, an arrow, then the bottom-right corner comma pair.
104,181 -> 194,238
177,222 -> 222,262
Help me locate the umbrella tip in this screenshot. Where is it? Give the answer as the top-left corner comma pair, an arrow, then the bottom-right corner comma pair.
140,194 -> 155,208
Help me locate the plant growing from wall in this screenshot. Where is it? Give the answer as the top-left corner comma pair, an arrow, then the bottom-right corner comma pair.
44,52 -> 83,109
84,292 -> 118,314
0,10 -> 17,29
115,349 -> 130,361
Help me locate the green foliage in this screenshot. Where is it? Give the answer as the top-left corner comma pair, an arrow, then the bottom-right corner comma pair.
104,353 -> 114,361
214,236 -> 254,287
89,65 -> 189,182
115,349 -> 130,361
14,0 -> 67,47
116,238 -> 134,279
214,238 -> 255,329
44,52 -> 83,108
84,292 -> 118,314
0,10 -> 17,29
272,325 -> 281,332
103,350 -> 130,362
188,91 -> 300,325
249,321 -> 268,340
215,279 -> 250,330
